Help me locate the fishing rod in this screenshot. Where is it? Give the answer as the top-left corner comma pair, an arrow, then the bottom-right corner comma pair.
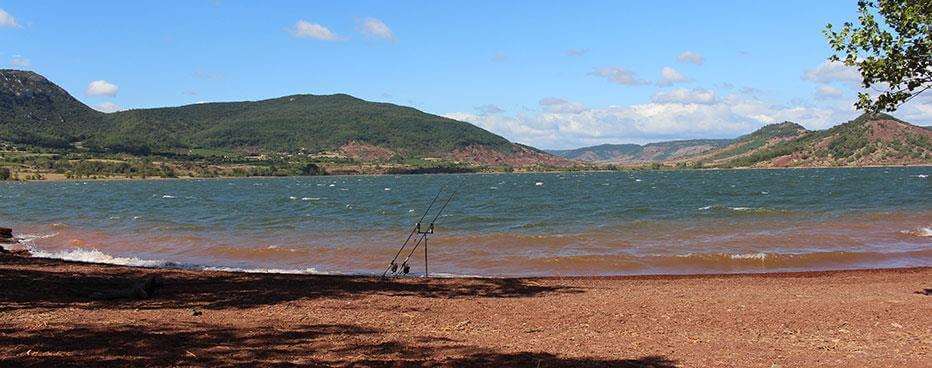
398,191 -> 455,277
381,187 -> 444,278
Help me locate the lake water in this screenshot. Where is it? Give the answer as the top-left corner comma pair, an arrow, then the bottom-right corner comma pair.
2,167 -> 930,277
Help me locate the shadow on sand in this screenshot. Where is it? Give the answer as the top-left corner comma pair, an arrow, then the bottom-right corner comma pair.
0,323 -> 677,368
0,255 -> 581,311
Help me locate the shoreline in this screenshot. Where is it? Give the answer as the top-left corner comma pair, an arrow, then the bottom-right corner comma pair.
2,163 -> 930,183
2,253 -> 930,367
9,249 -> 932,279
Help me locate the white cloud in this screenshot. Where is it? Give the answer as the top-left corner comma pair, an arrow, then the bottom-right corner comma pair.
893,92 -> 932,123
0,8 -> 19,28
93,102 -> 122,113
445,93 -> 868,149
803,60 -> 861,85
359,17 -> 394,41
677,51 -> 704,65
815,85 -> 843,99
565,48 -> 588,57
652,88 -> 716,104
590,67 -> 648,86
475,104 -> 505,115
657,66 -> 690,86
290,20 -> 340,41
86,80 -> 119,97
10,55 -> 29,68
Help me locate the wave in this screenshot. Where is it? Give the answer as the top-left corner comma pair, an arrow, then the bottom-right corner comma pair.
27,247 -> 170,268
901,227 -> 932,237
23,245 -> 329,275
202,266 -> 325,274
15,232 -> 59,244
503,249 -> 932,276
697,205 -> 789,215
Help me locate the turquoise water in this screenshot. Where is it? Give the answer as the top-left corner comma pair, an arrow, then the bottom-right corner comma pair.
1,167 -> 929,276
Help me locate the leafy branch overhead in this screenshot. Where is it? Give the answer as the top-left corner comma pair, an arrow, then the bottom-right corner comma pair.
824,0 -> 931,112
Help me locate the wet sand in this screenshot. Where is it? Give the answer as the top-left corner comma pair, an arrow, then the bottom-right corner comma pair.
1,254 -> 929,367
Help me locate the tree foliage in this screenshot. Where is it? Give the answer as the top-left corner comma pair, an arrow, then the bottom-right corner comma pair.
824,0 -> 932,112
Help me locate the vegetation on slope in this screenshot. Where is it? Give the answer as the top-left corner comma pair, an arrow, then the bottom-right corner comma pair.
717,113 -> 931,167
549,139 -> 732,163
0,70 -> 106,148
0,70 -> 516,158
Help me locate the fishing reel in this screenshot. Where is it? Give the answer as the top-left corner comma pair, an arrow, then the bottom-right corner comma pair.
416,222 -> 434,235
387,260 -> 410,275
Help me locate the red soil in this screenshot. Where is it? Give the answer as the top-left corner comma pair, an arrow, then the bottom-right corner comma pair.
1,255 -> 929,367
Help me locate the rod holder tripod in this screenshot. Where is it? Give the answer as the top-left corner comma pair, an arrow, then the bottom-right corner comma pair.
382,189 -> 454,279
415,222 -> 434,277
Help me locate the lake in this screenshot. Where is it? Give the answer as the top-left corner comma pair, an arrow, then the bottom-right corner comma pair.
2,167 -> 929,276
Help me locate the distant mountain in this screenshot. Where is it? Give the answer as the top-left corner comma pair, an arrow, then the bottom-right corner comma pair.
0,70 -> 568,167
548,139 -> 732,163
690,113 -> 932,167
552,113 -> 931,168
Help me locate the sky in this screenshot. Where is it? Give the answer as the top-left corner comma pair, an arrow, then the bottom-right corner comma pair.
1,1 -> 930,150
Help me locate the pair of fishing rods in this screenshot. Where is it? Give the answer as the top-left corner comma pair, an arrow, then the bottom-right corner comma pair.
381,188 -> 455,278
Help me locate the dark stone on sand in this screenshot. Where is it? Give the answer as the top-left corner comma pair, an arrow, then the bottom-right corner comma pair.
0,227 -> 12,239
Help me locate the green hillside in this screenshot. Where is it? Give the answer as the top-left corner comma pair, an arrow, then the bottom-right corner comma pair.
0,70 -> 515,158
705,122 -> 808,161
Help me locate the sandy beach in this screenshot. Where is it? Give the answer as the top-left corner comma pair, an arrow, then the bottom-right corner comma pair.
1,253 -> 929,367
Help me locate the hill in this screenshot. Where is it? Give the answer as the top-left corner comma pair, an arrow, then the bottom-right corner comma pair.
0,70 -> 568,167
689,113 -> 931,167
686,121 -> 809,166
552,114 -> 931,168
548,139 -> 732,163
0,70 -> 106,148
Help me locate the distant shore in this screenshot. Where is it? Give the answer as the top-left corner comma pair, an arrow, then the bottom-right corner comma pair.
2,162 -> 930,183
1,253 -> 928,367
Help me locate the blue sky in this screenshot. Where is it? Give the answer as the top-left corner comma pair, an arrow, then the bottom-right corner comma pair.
1,1 -> 929,149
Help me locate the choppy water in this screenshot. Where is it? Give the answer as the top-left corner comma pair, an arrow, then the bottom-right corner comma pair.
1,167 -> 930,277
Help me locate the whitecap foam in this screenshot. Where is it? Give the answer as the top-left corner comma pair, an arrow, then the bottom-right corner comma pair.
15,232 -> 59,244
28,247 -> 170,268
730,252 -> 768,260
920,227 -> 932,237
901,227 -> 932,237
911,174 -> 928,178
26,245 -> 330,275
202,266 -> 326,274
162,195 -> 176,199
